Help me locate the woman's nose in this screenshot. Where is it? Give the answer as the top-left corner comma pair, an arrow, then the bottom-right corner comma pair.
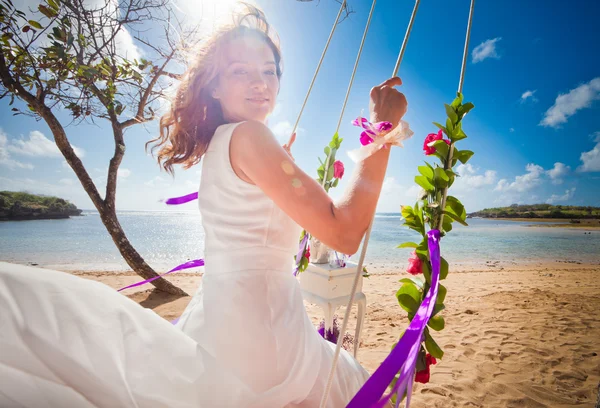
248,71 -> 267,90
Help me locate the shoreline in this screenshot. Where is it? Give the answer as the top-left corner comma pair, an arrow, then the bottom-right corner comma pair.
474,217 -> 600,229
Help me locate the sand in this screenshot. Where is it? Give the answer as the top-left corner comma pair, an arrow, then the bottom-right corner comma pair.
69,260 -> 600,407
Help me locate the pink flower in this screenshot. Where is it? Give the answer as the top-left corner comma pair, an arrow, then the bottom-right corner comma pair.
415,353 -> 437,384
304,246 -> 310,260
333,160 -> 345,179
352,117 -> 393,146
423,129 -> 451,155
406,250 -> 423,275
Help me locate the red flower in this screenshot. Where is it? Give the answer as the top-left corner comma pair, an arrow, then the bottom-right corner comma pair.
406,250 -> 423,275
415,353 -> 437,384
333,160 -> 345,179
304,246 -> 311,260
423,129 -> 451,155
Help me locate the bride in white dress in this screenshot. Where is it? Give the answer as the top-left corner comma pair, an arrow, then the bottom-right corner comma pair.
0,5 -> 407,407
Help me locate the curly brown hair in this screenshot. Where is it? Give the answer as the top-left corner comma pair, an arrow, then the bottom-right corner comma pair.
147,3 -> 282,176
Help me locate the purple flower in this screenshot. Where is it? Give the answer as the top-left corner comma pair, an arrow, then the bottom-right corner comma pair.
352,117 -> 393,146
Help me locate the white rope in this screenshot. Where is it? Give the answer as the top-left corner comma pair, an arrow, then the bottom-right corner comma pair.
289,0 -> 347,142
320,0 -> 377,190
334,0 -> 378,134
438,0 -> 475,230
319,2 -> 421,407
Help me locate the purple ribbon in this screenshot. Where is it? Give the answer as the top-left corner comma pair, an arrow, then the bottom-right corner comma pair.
164,192 -> 198,205
293,232 -> 310,276
117,259 -> 205,292
347,229 -> 441,408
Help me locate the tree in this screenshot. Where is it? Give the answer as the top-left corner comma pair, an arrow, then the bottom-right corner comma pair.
0,0 -> 201,295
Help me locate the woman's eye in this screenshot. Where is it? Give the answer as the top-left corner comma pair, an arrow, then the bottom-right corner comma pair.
265,70 -> 276,76
234,69 -> 247,75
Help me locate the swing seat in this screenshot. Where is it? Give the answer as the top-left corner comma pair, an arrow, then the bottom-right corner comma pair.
299,261 -> 367,358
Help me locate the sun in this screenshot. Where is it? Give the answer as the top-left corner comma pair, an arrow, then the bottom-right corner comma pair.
173,0 -> 245,26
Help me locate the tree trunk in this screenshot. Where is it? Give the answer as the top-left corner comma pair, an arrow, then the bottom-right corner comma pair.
98,208 -> 188,296
41,106 -> 188,296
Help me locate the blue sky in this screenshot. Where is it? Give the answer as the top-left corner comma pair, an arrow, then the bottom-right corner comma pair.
1,0 -> 599,212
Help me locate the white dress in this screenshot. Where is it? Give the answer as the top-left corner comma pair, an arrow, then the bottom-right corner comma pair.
0,122 -> 369,407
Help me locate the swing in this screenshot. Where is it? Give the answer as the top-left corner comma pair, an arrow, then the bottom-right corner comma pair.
122,0 -> 477,405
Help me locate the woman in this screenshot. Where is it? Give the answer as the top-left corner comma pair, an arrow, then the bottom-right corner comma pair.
0,4 -> 407,407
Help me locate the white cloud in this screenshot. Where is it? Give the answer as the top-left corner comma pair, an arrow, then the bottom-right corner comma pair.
578,132 -> 600,172
520,90 -> 538,103
269,120 -> 302,143
540,77 -> 600,128
545,162 -> 570,184
546,187 -> 576,204
495,163 -> 544,193
0,130 -> 34,170
376,177 -> 423,212
509,128 -> 515,133
144,176 -> 171,188
59,178 -> 75,185
455,164 -> 497,190
117,168 -> 131,179
472,37 -> 502,63
7,130 -> 85,158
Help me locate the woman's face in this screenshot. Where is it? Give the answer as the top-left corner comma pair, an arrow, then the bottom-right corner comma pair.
212,36 -> 279,123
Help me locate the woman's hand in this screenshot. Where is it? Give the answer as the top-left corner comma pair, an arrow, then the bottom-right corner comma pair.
369,77 -> 408,128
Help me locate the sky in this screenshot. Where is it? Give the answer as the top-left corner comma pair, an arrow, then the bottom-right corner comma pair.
1,0 -> 599,213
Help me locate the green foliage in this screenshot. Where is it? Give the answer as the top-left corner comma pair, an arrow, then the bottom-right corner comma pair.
392,92 -> 476,376
0,191 -> 81,220
469,204 -> 600,219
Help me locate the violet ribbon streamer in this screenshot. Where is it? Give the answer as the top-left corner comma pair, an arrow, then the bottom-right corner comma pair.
117,259 -> 205,292
346,229 -> 441,408
164,192 -> 198,205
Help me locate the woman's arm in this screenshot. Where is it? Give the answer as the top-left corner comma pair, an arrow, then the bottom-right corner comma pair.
230,77 -> 407,254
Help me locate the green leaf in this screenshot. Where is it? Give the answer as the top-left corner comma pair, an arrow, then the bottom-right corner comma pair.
434,167 -> 449,188
446,196 -> 466,220
442,210 -> 468,226
415,175 -> 435,192
396,283 -> 422,314
332,178 -> 339,187
418,165 -> 434,180
456,149 -> 474,164
451,129 -> 467,142
399,277 -> 424,290
428,315 -> 445,331
47,0 -> 60,11
431,140 -> 449,159
437,284 -> 447,304
459,102 -> 475,117
444,103 -> 458,124
326,165 -> 334,181
324,146 -> 330,156
442,215 -> 453,233
424,328 -> 444,359
38,4 -> 57,17
396,242 -> 418,249
317,168 -> 324,179
28,20 -> 43,29
432,122 -> 447,134
432,303 -> 445,317
450,93 -> 463,108
440,257 -> 449,280
421,261 -> 431,284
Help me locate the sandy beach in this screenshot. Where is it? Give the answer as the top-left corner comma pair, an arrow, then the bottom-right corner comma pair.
63,260 -> 600,407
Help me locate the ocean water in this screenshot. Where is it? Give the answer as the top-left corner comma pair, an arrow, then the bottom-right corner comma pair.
1,211 -> 599,272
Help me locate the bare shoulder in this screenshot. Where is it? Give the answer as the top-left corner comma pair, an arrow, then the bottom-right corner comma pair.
231,120 -> 277,152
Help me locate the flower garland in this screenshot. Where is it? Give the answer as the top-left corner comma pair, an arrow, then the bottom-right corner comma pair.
293,117 -> 399,275
294,131 -> 345,275
393,92 -> 474,401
